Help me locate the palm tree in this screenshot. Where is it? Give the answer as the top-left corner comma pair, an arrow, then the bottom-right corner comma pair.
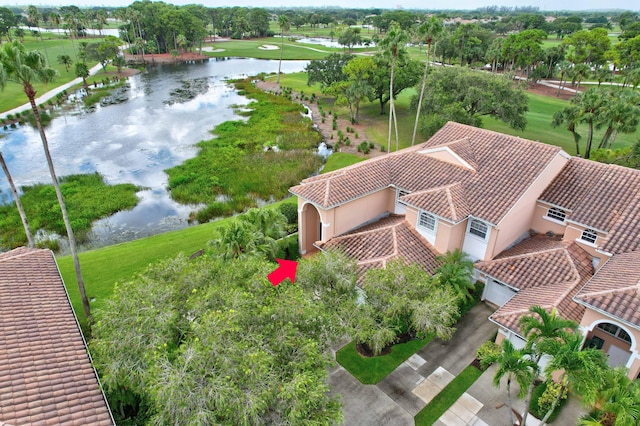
519,306 -> 578,425
379,21 -> 407,153
0,41 -> 91,320
435,249 -> 474,302
486,339 -> 537,426
57,54 -> 73,72
594,367 -> 640,426
552,105 -> 582,156
538,332 -> 607,425
411,16 -> 443,146
27,5 -> 50,65
0,152 -> 35,247
276,14 -> 290,85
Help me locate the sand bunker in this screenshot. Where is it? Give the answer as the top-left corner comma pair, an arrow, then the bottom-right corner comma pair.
258,44 -> 279,50
202,46 -> 226,53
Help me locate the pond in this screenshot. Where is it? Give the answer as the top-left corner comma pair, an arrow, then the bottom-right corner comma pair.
0,58 -> 309,250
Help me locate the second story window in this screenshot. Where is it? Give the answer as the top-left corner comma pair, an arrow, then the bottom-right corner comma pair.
581,228 -> 598,245
546,207 -> 566,223
397,189 -> 410,205
418,211 -> 437,232
469,218 -> 488,240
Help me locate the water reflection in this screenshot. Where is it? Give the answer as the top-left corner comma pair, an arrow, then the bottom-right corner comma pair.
0,58 -> 309,250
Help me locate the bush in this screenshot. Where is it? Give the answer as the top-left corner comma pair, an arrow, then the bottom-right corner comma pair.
368,142 -> 375,149
476,341 -> 501,368
530,381 -> 567,423
278,203 -> 298,229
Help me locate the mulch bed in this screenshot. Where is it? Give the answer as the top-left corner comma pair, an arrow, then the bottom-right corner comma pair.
355,332 -> 415,357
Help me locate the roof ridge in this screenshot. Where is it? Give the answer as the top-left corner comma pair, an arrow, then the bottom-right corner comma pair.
444,185 -> 459,222
0,247 -> 42,263
479,244 -> 565,264
576,282 -> 640,299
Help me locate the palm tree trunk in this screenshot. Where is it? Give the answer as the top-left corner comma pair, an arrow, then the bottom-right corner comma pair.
387,54 -> 396,153
25,85 -> 91,321
585,122 -> 594,159
277,30 -> 284,85
411,43 -> 431,146
506,377 -> 515,426
608,129 -> 619,149
599,127 -> 613,149
540,381 -> 567,425
0,152 -> 35,247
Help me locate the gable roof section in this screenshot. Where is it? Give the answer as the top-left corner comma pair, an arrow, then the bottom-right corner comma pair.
0,248 -> 113,426
540,157 -> 640,241
574,251 -> 640,330
317,215 -> 441,280
485,238 -> 593,335
400,183 -> 470,223
292,122 -> 561,226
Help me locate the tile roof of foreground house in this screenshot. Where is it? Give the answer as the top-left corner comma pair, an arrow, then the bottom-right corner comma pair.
482,236 -> 594,335
540,157 -> 640,253
291,122 -> 562,225
0,247 -> 113,426
318,214 -> 441,279
574,251 -> 640,330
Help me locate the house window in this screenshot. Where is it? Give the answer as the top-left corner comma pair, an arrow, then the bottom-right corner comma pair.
581,228 -> 598,245
418,211 -> 437,232
397,189 -> 410,205
597,323 -> 632,344
468,219 -> 488,239
546,207 -> 566,223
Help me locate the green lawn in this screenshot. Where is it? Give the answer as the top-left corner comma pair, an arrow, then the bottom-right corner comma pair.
336,337 -> 432,384
0,33 -> 105,112
322,152 -> 365,173
414,365 -> 484,426
57,197 -> 298,328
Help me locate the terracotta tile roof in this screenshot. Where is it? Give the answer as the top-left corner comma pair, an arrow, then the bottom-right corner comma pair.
486,237 -> 593,335
400,183 -> 470,222
574,251 -> 640,329
291,122 -> 562,226
318,215 -> 441,281
0,248 -> 113,426
476,235 -> 592,292
540,158 -> 640,250
602,190 -> 640,254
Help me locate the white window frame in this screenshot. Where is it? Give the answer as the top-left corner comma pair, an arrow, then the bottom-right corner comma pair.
396,189 -> 410,205
597,323 -> 632,344
581,228 -> 598,245
418,211 -> 437,233
546,207 -> 567,223
468,218 -> 488,240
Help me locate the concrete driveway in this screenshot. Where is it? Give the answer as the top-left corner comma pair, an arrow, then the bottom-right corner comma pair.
330,303 -> 498,425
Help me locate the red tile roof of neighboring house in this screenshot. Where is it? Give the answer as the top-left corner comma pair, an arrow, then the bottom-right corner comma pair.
540,157 -> 640,252
291,122 -> 562,226
485,237 -> 593,335
318,215 -> 441,281
574,251 -> 640,330
0,248 -> 114,426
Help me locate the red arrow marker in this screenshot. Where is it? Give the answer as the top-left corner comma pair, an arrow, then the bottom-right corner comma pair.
268,259 -> 298,286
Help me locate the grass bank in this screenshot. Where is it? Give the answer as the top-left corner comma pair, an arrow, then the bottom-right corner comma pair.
0,173 -> 139,251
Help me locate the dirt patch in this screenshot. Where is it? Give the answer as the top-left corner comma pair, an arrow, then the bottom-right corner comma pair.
256,80 -> 385,158
354,332 -> 415,358
124,52 -> 210,65
527,81 -> 578,101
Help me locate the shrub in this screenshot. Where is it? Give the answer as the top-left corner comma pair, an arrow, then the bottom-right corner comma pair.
345,137 -> 351,146
530,381 -> 568,423
369,142 -> 375,149
278,203 -> 298,229
380,145 -> 386,152
355,132 -> 359,139
476,341 -> 501,368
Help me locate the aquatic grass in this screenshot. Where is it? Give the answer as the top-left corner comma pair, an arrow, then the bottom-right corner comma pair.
0,173 -> 139,250
166,78 -> 323,221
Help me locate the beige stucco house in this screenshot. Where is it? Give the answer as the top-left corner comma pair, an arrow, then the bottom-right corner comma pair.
290,122 -> 640,380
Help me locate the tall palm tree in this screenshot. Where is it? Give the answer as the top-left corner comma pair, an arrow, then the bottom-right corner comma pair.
0,151 -> 35,247
276,14 -> 290,85
552,105 -> 582,156
538,332 -> 607,425
411,16 -> 443,146
0,41 -> 91,320
379,22 -> 407,153
519,306 -> 578,425
27,5 -> 50,65
486,339 -> 537,426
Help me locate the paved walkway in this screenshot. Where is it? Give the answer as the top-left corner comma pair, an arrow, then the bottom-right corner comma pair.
331,302 -> 587,425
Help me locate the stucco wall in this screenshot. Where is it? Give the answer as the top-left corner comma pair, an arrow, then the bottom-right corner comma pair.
436,220 -> 467,254
531,203 -> 567,236
564,224 -> 606,262
492,152 -> 569,257
333,188 -> 395,237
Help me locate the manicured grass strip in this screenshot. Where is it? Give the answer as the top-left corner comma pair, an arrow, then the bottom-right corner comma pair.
322,152 -> 366,174
414,365 -> 483,426
57,197 -> 298,328
336,337 -> 431,384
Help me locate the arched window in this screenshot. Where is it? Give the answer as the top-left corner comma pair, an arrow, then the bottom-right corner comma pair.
581,228 -> 598,244
546,207 -> 566,222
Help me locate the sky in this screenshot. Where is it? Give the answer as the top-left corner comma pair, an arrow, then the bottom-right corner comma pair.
3,0 -> 638,11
